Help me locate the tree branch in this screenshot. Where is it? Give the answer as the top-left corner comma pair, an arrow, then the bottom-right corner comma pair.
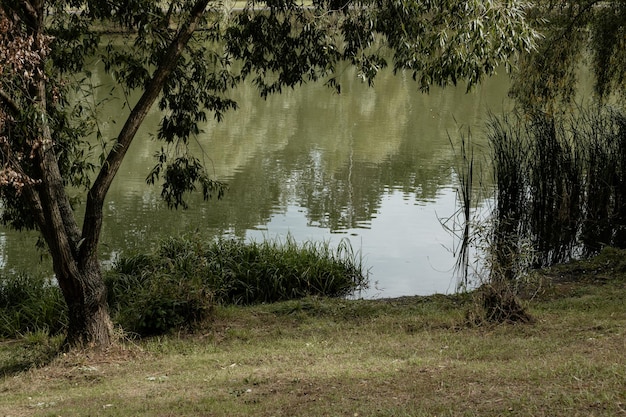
32,79 -> 83,281
22,0 -> 39,26
81,0 -> 211,259
0,89 -> 20,116
20,182 -> 46,227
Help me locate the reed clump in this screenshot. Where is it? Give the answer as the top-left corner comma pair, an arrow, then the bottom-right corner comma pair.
488,106 -> 626,281
454,106 -> 626,323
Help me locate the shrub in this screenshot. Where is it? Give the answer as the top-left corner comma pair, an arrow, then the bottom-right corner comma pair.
105,252 -> 213,337
106,235 -> 368,335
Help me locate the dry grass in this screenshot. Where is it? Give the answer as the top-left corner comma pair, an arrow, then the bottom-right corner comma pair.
1,256 -> 625,416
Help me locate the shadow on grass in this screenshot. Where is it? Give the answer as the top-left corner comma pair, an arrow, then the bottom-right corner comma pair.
0,336 -> 62,378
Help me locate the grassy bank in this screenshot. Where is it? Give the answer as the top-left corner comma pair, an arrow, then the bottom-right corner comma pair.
1,252 -> 625,416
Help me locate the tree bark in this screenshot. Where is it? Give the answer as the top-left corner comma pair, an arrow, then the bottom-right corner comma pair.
57,258 -> 114,348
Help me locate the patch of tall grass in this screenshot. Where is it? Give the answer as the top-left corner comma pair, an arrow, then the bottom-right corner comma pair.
106,235 -> 368,335
202,236 -> 367,304
488,106 -> 626,280
0,273 -> 67,338
0,235 -> 366,338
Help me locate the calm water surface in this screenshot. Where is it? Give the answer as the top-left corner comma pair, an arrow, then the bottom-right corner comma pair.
0,66 -> 512,298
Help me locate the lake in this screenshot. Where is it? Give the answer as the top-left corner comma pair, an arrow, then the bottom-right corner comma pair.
0,65 -> 512,298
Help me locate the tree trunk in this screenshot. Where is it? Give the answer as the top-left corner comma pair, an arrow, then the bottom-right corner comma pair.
37,190 -> 115,348
59,258 -> 114,348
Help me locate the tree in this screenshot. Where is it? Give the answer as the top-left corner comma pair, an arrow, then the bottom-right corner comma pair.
0,0 -> 538,348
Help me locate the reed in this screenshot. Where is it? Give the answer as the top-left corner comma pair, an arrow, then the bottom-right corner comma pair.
578,107 -> 626,252
487,106 -> 626,282
445,130 -> 482,290
447,124 -> 535,322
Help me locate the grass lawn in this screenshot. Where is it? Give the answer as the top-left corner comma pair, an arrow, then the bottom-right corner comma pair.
1,254 -> 625,416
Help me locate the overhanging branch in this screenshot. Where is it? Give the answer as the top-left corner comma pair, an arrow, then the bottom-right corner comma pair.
81,0 -> 211,258
0,89 -> 20,116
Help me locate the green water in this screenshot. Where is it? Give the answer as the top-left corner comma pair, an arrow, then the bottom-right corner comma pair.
0,65 -> 512,298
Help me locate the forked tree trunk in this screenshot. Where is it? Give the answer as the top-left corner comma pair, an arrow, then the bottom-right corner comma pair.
14,0 -> 210,349
0,0 -> 115,349
34,159 -> 115,348
28,81 -> 115,347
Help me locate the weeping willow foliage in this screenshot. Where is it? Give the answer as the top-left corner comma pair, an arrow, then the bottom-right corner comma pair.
510,0 -> 626,112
